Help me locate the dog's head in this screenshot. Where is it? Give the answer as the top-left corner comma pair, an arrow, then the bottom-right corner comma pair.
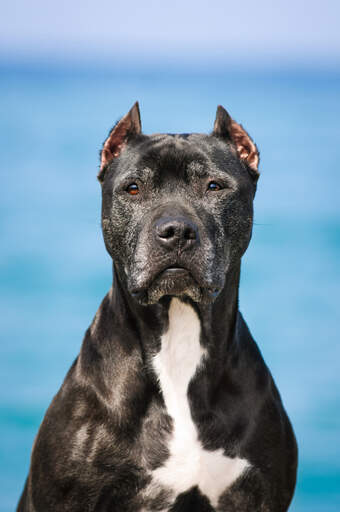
98,102 -> 259,305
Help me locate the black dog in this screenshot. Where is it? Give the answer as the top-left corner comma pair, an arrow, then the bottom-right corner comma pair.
18,103 -> 297,511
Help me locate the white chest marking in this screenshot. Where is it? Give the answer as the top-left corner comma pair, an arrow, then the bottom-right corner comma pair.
152,299 -> 249,508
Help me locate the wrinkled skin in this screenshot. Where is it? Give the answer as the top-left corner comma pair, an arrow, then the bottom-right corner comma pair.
17,106 -> 297,512
102,133 -> 255,305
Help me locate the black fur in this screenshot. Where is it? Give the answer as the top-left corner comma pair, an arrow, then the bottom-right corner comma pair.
18,106 -> 297,511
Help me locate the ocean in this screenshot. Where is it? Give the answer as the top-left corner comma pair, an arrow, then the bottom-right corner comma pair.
1,61 -> 339,510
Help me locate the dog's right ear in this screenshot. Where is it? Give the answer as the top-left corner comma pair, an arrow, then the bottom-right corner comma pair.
98,102 -> 142,183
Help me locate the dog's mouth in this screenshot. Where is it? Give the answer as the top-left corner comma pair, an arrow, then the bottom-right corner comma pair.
131,264 -> 220,305
158,265 -> 190,277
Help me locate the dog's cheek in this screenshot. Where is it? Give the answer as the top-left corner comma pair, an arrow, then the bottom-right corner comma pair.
198,207 -> 227,285
224,196 -> 254,263
106,201 -> 146,280
101,200 -> 132,262
101,217 -> 114,257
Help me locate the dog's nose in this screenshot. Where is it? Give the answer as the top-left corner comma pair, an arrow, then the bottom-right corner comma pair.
154,216 -> 199,251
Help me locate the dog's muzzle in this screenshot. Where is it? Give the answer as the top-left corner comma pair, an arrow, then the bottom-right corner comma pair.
129,213 -> 221,305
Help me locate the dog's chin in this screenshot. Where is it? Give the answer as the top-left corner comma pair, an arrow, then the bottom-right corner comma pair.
131,268 -> 219,306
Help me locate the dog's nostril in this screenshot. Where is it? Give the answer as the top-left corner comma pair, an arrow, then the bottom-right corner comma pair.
160,226 -> 175,239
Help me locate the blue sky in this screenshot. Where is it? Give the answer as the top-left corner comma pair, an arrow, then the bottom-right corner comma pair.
1,0 -> 340,68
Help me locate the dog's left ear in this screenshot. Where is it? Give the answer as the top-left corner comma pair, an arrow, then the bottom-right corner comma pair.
98,101 -> 142,183
213,105 -> 259,180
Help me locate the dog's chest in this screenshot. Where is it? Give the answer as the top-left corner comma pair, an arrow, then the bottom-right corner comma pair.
148,299 -> 249,509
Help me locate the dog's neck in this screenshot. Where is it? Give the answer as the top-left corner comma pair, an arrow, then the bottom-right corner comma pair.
82,264 -> 242,414
109,262 -> 241,359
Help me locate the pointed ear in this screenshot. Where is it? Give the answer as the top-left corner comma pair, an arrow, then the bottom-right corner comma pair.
213,105 -> 259,179
98,101 -> 142,182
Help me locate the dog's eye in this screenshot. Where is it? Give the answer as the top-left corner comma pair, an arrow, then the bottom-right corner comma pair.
126,183 -> 139,195
207,181 -> 222,191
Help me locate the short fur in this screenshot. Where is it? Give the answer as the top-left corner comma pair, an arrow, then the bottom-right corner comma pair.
18,103 -> 297,511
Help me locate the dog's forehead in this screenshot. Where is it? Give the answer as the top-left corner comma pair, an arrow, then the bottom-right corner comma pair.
127,132 -> 238,179
138,134 -> 207,171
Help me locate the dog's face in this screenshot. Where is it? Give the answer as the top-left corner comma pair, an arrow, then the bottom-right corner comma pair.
99,103 -> 259,305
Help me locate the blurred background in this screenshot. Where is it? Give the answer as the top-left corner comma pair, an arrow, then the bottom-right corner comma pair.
1,1 -> 339,510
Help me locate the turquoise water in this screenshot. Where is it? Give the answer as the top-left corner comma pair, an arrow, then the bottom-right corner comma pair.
1,62 -> 339,510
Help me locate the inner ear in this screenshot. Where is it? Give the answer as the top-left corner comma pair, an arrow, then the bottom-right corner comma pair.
98,101 -> 142,183
213,105 -> 259,179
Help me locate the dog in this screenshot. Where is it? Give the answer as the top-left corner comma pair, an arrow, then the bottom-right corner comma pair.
17,103 -> 297,511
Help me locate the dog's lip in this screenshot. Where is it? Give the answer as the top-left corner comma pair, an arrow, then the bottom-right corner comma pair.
130,264 -> 222,300
160,266 -> 189,275
130,265 -> 193,297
